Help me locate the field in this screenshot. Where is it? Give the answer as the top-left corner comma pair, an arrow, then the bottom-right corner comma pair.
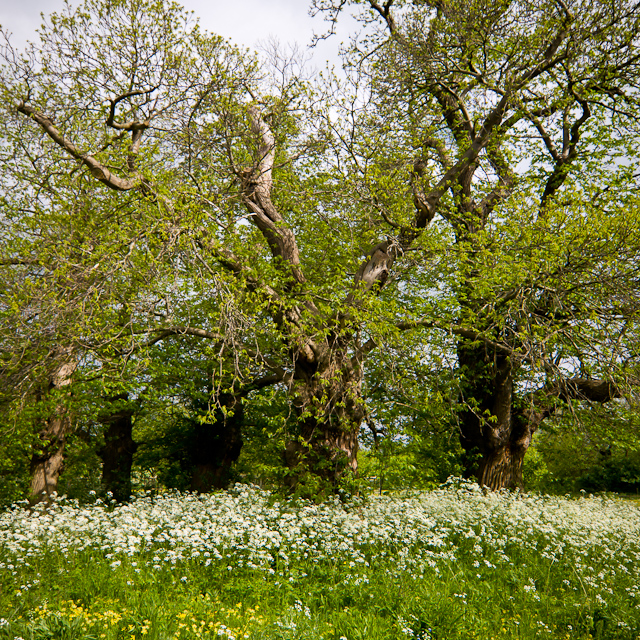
1,480 -> 639,640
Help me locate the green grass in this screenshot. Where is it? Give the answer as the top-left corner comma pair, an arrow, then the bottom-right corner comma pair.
1,482 -> 639,639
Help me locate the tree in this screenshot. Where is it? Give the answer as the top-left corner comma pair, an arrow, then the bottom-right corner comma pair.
27,352 -> 77,501
97,393 -> 137,502
312,0 -> 640,488
131,336 -> 283,493
0,0 -> 275,496
1,0 -> 379,494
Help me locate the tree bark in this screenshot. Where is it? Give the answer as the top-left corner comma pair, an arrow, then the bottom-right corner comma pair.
189,394 -> 243,492
29,357 -> 77,503
456,341 -> 531,490
98,394 -> 137,502
284,351 -> 364,491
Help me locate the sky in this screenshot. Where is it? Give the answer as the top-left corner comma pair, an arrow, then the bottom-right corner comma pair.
1,0 -> 358,69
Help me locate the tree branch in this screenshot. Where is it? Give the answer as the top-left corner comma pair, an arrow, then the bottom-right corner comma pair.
552,377 -> 620,404
396,318 -> 518,358
477,139 -> 517,220
17,102 -> 143,191
367,0 -> 397,33
145,326 -> 225,346
539,96 -> 591,209
106,88 -> 155,131
241,105 -> 307,287
522,376 -> 621,432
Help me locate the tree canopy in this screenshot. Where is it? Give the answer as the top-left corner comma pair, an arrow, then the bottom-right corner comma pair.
1,0 -> 639,501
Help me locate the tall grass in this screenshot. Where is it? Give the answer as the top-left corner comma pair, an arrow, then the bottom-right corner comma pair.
1,480 -> 639,639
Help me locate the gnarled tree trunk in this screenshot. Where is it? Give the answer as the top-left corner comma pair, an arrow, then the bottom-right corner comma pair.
29,356 -> 77,503
457,341 -> 531,490
474,414 -> 535,490
457,338 -> 621,490
284,349 -> 365,491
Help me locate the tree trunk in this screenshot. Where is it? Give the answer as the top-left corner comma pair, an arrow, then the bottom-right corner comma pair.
189,394 -> 243,492
29,357 -> 77,503
30,440 -> 65,502
284,359 -> 364,493
456,341 -> 533,490
456,336 -> 622,490
284,411 -> 361,488
98,394 -> 137,502
474,438 -> 528,490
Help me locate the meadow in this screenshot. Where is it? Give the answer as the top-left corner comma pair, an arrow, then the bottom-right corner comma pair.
0,480 -> 639,640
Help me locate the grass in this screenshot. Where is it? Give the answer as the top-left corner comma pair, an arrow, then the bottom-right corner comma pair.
1,479 -> 639,639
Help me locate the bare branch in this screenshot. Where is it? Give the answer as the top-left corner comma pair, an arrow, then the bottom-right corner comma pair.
105,89 -> 155,131
17,102 -> 143,191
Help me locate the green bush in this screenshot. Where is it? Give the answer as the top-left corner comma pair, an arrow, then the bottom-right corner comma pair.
526,420 -> 640,495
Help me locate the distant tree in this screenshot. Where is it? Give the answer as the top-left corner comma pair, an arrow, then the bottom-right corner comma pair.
133,340 -> 282,494
97,393 -> 137,502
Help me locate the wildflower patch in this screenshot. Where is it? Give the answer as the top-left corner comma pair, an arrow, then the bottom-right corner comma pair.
1,482 -> 639,638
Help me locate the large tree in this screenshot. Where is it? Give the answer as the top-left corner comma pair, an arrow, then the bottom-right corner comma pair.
313,0 -> 640,488
0,0 -> 382,493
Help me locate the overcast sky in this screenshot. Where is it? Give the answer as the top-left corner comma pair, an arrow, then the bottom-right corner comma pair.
1,0 -> 358,69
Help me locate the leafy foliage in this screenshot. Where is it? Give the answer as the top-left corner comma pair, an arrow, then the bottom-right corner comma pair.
1,0 -> 639,498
